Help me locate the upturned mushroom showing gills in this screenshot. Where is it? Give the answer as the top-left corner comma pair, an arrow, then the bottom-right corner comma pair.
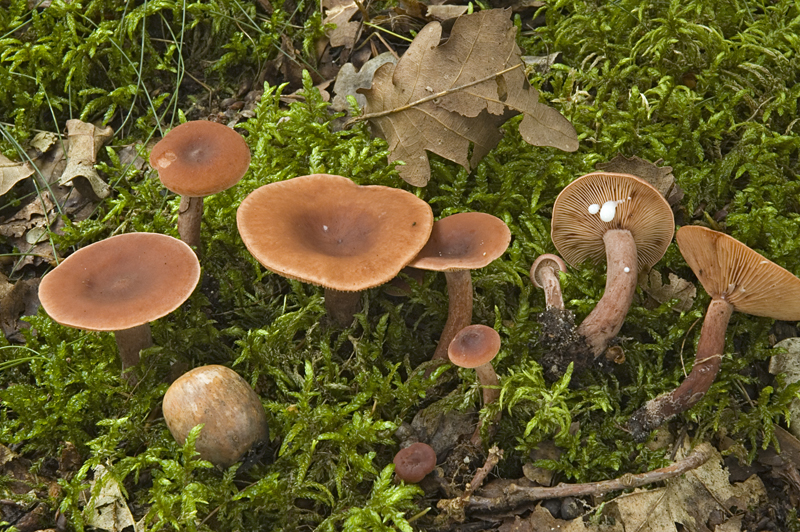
530,254 -> 568,311
408,212 -> 511,362
237,174 -> 433,326
163,365 -> 269,468
628,226 -> 800,442
150,120 -> 251,253
38,233 -> 201,384
547,172 -> 674,377
393,442 -> 437,483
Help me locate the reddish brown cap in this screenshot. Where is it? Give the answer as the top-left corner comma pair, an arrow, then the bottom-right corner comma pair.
150,120 -> 251,197
408,212 -> 511,272
39,233 -> 200,331
551,172 -> 674,270
676,226 -> 800,320
394,442 -> 437,483
236,174 -> 434,291
530,253 -> 567,288
448,324 -> 501,369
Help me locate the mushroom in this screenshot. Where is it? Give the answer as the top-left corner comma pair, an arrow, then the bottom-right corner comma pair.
38,233 -> 201,384
530,254 -> 568,310
547,172 -> 674,376
163,365 -> 269,468
448,324 -> 502,445
150,120 -> 251,253
408,212 -> 511,362
628,226 -> 800,441
393,442 -> 437,483
236,174 -> 433,325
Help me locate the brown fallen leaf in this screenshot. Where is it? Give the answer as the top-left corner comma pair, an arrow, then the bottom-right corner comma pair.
359,8 -> 578,186
332,52 -> 398,113
0,277 -> 40,342
640,269 -> 696,312
499,505 -> 599,532
0,153 -> 35,197
59,119 -> 113,199
322,0 -> 361,49
596,154 -> 684,207
0,191 -> 61,270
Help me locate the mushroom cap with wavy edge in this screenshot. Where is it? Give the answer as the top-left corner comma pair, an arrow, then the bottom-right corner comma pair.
236,174 -> 434,291
676,226 -> 800,320
394,442 -> 437,483
149,120 -> 251,197
551,172 -> 674,270
448,324 -> 502,369
38,233 -> 201,332
408,212 -> 511,271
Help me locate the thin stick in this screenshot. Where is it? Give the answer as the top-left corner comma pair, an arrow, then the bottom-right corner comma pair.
437,446 -> 503,522
460,443 -> 715,513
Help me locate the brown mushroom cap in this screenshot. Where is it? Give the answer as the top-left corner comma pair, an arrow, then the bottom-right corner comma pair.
676,226 -> 800,320
551,172 -> 674,270
393,442 -> 437,483
236,174 -> 433,291
409,212 -> 511,271
448,324 -> 501,369
163,365 -> 269,468
39,233 -> 200,331
530,254 -> 567,289
149,120 -> 251,197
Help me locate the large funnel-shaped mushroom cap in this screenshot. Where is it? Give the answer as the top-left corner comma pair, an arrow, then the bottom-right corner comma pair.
409,212 -> 511,272
150,120 -> 251,197
676,226 -> 800,320
39,233 -> 201,331
551,172 -> 674,270
237,174 -> 434,291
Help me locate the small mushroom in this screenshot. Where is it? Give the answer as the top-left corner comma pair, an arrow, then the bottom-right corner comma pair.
628,226 -> 800,441
449,324 -> 502,445
548,172 -> 674,376
163,365 -> 269,467
38,233 -> 201,384
393,442 -> 437,483
237,174 -> 433,325
150,120 -> 251,253
530,254 -> 568,310
409,212 -> 511,362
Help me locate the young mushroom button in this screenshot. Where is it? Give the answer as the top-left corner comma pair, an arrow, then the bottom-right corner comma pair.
38,233 -> 201,385
628,226 -> 800,441
150,120 -> 251,253
393,442 -> 437,483
236,174 -> 433,326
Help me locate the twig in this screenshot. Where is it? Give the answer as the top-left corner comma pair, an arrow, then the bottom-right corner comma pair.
437,446 -> 503,522
347,63 -> 522,125
462,442 -> 715,513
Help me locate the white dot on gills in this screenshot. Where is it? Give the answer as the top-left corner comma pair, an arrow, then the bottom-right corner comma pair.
588,203 -> 600,215
599,200 -> 618,222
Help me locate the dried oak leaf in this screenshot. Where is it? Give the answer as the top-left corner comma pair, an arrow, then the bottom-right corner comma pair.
322,0 -> 360,49
596,154 -> 684,207
640,269 -> 696,312
360,8 -> 578,186
0,153 -> 34,197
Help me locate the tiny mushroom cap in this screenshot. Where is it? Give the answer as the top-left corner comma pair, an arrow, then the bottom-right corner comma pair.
530,254 -> 567,289
676,225 -> 800,319
551,172 -> 673,271
448,324 -> 502,369
38,232 -> 201,332
149,120 -> 251,197
393,442 -> 437,483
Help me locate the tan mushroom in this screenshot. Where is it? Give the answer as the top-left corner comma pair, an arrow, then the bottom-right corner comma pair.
393,442 -> 437,483
236,174 -> 433,325
547,172 -> 674,376
38,233 -> 201,384
163,365 -> 269,467
150,120 -> 251,253
409,212 -> 511,362
628,226 -> 800,441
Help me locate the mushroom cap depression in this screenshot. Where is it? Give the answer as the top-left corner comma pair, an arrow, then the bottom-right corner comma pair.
237,174 -> 434,291
676,225 -> 800,320
39,233 -> 201,331
448,324 -> 502,368
551,172 -> 674,270
409,212 -> 511,272
393,442 -> 437,483
149,120 -> 251,197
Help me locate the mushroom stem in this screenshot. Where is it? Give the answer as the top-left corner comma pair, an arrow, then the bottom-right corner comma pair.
115,323 -> 153,383
433,270 -> 473,361
538,265 -> 565,310
628,298 -> 733,441
178,196 -> 203,254
324,288 -> 362,326
576,229 -> 638,357
472,363 -> 500,446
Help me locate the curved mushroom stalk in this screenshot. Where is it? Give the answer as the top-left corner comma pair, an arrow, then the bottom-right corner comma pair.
178,196 -> 204,252
434,270 -> 473,361
530,254 -> 567,311
471,362 -> 501,447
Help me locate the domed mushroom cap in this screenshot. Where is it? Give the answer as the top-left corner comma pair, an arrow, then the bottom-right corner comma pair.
551,172 -> 674,270
409,212 -> 511,271
149,120 -> 251,197
39,233 -> 200,331
236,174 -> 434,291
448,324 -> 502,369
163,365 -> 269,468
394,442 -> 437,483
676,226 -> 800,320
